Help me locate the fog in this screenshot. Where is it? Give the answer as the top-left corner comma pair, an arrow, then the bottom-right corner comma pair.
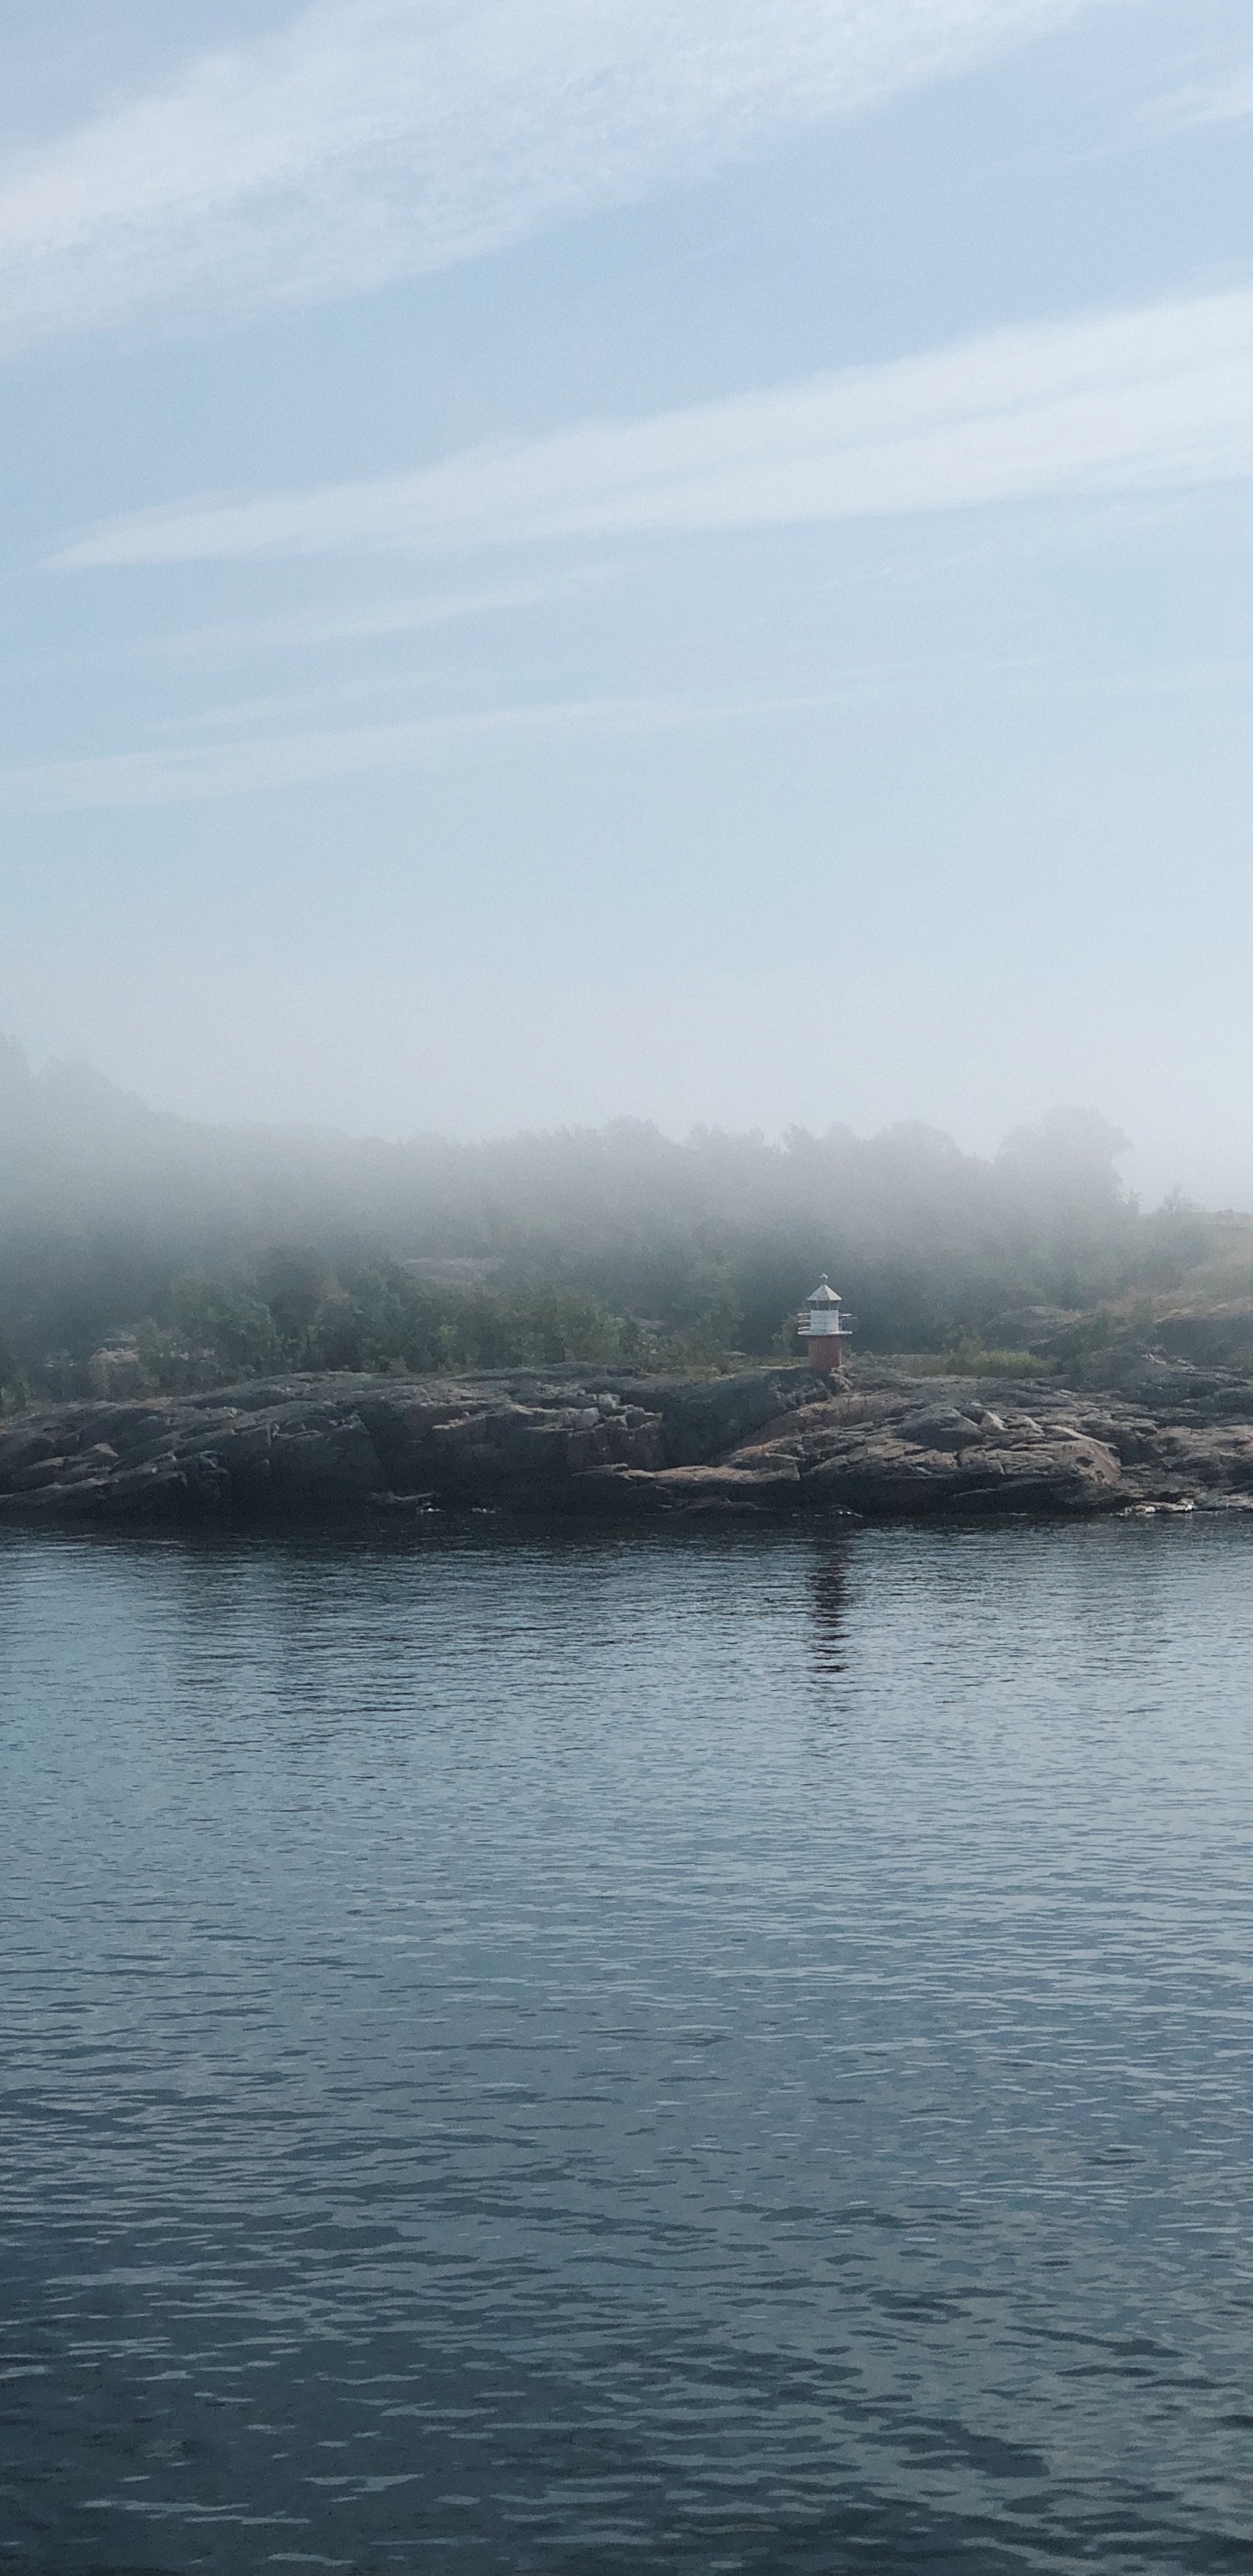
3,1033 -> 1246,1401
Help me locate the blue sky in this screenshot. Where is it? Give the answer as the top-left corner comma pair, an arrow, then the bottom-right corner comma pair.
2,0 -> 1251,1199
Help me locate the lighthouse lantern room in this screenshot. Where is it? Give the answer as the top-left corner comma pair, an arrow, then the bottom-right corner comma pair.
796,1275 -> 855,1374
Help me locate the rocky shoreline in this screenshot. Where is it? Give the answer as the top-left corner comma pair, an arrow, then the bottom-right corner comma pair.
4,1357 -> 1253,1527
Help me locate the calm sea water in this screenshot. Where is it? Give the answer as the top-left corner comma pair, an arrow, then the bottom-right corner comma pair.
2,1516 -> 1253,2575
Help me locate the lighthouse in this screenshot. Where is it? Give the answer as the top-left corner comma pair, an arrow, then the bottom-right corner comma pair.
796,1275 -> 854,1374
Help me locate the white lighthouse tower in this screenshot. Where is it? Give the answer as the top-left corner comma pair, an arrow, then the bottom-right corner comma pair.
796,1275 -> 854,1375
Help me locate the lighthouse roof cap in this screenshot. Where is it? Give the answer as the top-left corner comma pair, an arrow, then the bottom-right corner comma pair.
806,1275 -> 842,1306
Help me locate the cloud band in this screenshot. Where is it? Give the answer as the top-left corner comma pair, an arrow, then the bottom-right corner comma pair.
51,284 -> 1253,571
0,0 -> 1123,356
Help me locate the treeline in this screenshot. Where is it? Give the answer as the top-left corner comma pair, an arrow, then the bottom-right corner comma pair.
83,1258 -> 694,1399
0,1036 -> 1232,1402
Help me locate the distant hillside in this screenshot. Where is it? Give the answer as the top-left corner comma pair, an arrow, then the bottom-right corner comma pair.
0,1036 -> 1243,1399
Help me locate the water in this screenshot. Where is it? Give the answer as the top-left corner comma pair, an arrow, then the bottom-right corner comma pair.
3,1516 -> 1253,2574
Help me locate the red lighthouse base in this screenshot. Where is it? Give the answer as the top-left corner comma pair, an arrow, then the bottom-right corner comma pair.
807,1342 -> 843,1374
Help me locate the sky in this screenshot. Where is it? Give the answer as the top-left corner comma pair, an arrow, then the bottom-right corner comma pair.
1,0 -> 1251,1202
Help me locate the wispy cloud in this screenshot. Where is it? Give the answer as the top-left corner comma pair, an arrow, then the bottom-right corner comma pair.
0,0 -> 1124,356
52,284 -> 1253,571
157,566 -> 617,664
0,688 -> 849,812
2,641 -> 1232,813
1141,60 -> 1253,131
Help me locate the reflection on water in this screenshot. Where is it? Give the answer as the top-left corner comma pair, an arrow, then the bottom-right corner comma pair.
808,1549 -> 849,1675
2,1515 -> 1253,2574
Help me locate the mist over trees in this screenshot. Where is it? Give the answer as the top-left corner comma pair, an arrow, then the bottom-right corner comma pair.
0,1035 -> 1233,1400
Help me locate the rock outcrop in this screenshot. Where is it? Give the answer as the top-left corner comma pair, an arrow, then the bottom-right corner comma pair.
4,1359 -> 1253,1526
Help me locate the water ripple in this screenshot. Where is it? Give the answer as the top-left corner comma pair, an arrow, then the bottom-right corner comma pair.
2,1519 -> 1253,2571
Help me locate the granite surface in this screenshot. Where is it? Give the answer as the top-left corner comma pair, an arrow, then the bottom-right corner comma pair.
4,1357 -> 1253,1524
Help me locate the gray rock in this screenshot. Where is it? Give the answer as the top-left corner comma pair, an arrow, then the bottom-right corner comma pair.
4,1358 -> 1253,1525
